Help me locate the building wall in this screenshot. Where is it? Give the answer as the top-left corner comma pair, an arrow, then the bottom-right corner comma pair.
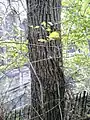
0,0 -> 29,111
0,66 -> 31,111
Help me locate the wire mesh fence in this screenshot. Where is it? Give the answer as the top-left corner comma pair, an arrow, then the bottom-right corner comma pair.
0,0 -> 90,120
0,91 -> 88,120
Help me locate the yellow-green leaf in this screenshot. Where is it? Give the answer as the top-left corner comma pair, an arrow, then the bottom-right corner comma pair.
34,26 -> 40,29
46,28 -> 51,32
81,0 -> 90,14
30,25 -> 34,28
41,21 -> 46,27
49,31 -> 60,40
38,39 -> 47,42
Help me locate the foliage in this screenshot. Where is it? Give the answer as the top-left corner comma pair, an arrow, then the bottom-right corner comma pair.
49,31 -> 60,40
1,0 -> 90,93
31,21 -> 60,42
62,0 -> 90,92
0,24 -> 28,72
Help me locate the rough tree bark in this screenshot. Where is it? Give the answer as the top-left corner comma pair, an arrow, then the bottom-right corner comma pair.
26,0 -> 65,120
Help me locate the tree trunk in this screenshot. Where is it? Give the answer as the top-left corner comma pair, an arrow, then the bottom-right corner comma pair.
26,0 -> 65,119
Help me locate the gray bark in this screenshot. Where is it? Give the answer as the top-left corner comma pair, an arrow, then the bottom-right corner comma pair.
26,0 -> 65,119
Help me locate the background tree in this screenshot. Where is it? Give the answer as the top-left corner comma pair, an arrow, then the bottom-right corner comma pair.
0,1 -> 30,119
62,0 -> 90,93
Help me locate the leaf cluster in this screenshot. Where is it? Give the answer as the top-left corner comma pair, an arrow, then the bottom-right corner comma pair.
62,0 -> 90,92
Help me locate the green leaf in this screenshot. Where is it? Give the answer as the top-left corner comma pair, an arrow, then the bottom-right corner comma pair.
81,0 -> 90,12
46,28 -> 51,32
38,39 -> 47,42
49,31 -> 60,40
34,26 -> 40,29
41,21 -> 46,27
30,25 -> 34,28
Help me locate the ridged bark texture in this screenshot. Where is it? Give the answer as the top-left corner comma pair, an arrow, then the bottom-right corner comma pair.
26,0 -> 65,119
